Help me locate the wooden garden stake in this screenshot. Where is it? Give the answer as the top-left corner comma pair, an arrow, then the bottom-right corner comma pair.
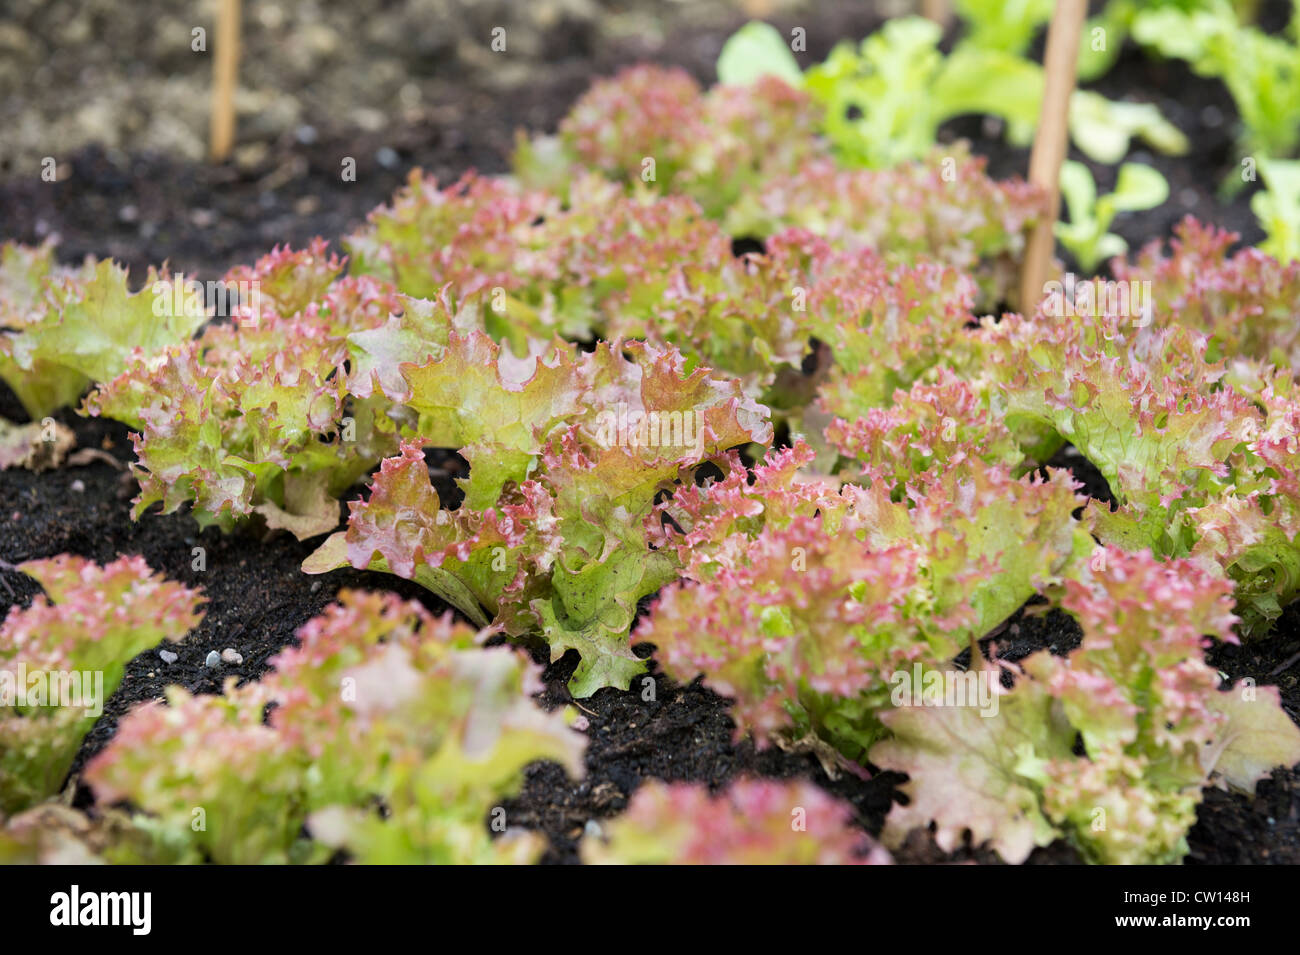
209,0 -> 242,162
1018,0 -> 1087,314
921,0 -> 951,28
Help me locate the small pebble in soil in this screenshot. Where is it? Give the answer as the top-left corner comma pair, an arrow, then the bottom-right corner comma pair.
1180,188 -> 1199,209
376,146 -> 400,169
221,648 -> 243,665
1201,105 -> 1224,128
70,480 -> 84,493
159,649 -> 178,664
294,125 -> 319,145
204,650 -> 221,668
583,819 -> 603,840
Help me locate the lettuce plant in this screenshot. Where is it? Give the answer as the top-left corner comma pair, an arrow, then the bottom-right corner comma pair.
0,243 -> 206,420
348,166 -> 1024,406
1131,1 -> 1300,161
1113,217 -> 1300,372
1069,0 -> 1258,82
802,249 -> 981,422
713,11 -> 1162,151
512,66 -> 1047,304
1251,157 -> 1300,263
715,21 -> 803,88
222,237 -> 345,321
85,257 -> 412,539
741,145 -> 1045,307
86,590 -> 584,864
953,0 -> 1053,55
343,171 -> 557,303
1054,160 -> 1170,273
279,594 -> 582,865
872,547 -> 1300,864
798,16 -> 1185,170
89,222 -> 787,568
88,683 -> 304,864
640,442 -> 1086,760
1068,91 -> 1192,165
0,803 -> 158,865
823,370 -> 1024,491
981,298 -> 1300,632
0,555 -> 203,815
582,779 -> 891,864
505,177 -> 812,387
513,65 -> 823,221
345,171 -> 819,397
344,161 -> 1037,413
304,330 -> 771,696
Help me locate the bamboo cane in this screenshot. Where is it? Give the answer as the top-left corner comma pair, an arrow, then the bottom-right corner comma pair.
1018,0 -> 1086,312
209,0 -> 242,162
921,0 -> 950,28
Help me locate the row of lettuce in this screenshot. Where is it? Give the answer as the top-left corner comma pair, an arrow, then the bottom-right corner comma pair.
6,558 -> 868,865
2,60 -> 1300,864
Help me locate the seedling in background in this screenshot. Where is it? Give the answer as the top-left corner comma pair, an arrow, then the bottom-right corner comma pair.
715,20 -> 802,87
1067,91 -> 1190,165
1131,2 -> 1300,170
1054,160 -> 1169,272
720,17 -> 1187,171
953,0 -> 1054,55
1251,157 -> 1300,263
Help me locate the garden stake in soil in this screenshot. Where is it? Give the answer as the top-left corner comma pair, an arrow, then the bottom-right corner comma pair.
1019,0 -> 1086,313
209,0 -> 242,162
920,0 -> 950,29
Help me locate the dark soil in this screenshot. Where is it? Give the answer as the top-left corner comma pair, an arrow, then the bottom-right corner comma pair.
509,602 -> 1092,865
0,402 -> 465,784
3,1 -> 1298,865
0,2 -> 891,282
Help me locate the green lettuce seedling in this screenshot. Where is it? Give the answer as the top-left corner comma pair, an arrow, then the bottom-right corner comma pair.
789,17 -> 1186,169
1132,2 -> 1300,162
1252,157 -> 1300,263
1055,160 -> 1169,272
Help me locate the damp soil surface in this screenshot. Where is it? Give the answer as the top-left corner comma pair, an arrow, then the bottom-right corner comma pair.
3,1 -> 1299,865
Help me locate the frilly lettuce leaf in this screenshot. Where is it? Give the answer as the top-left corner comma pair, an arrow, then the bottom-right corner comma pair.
306,332 -> 771,696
